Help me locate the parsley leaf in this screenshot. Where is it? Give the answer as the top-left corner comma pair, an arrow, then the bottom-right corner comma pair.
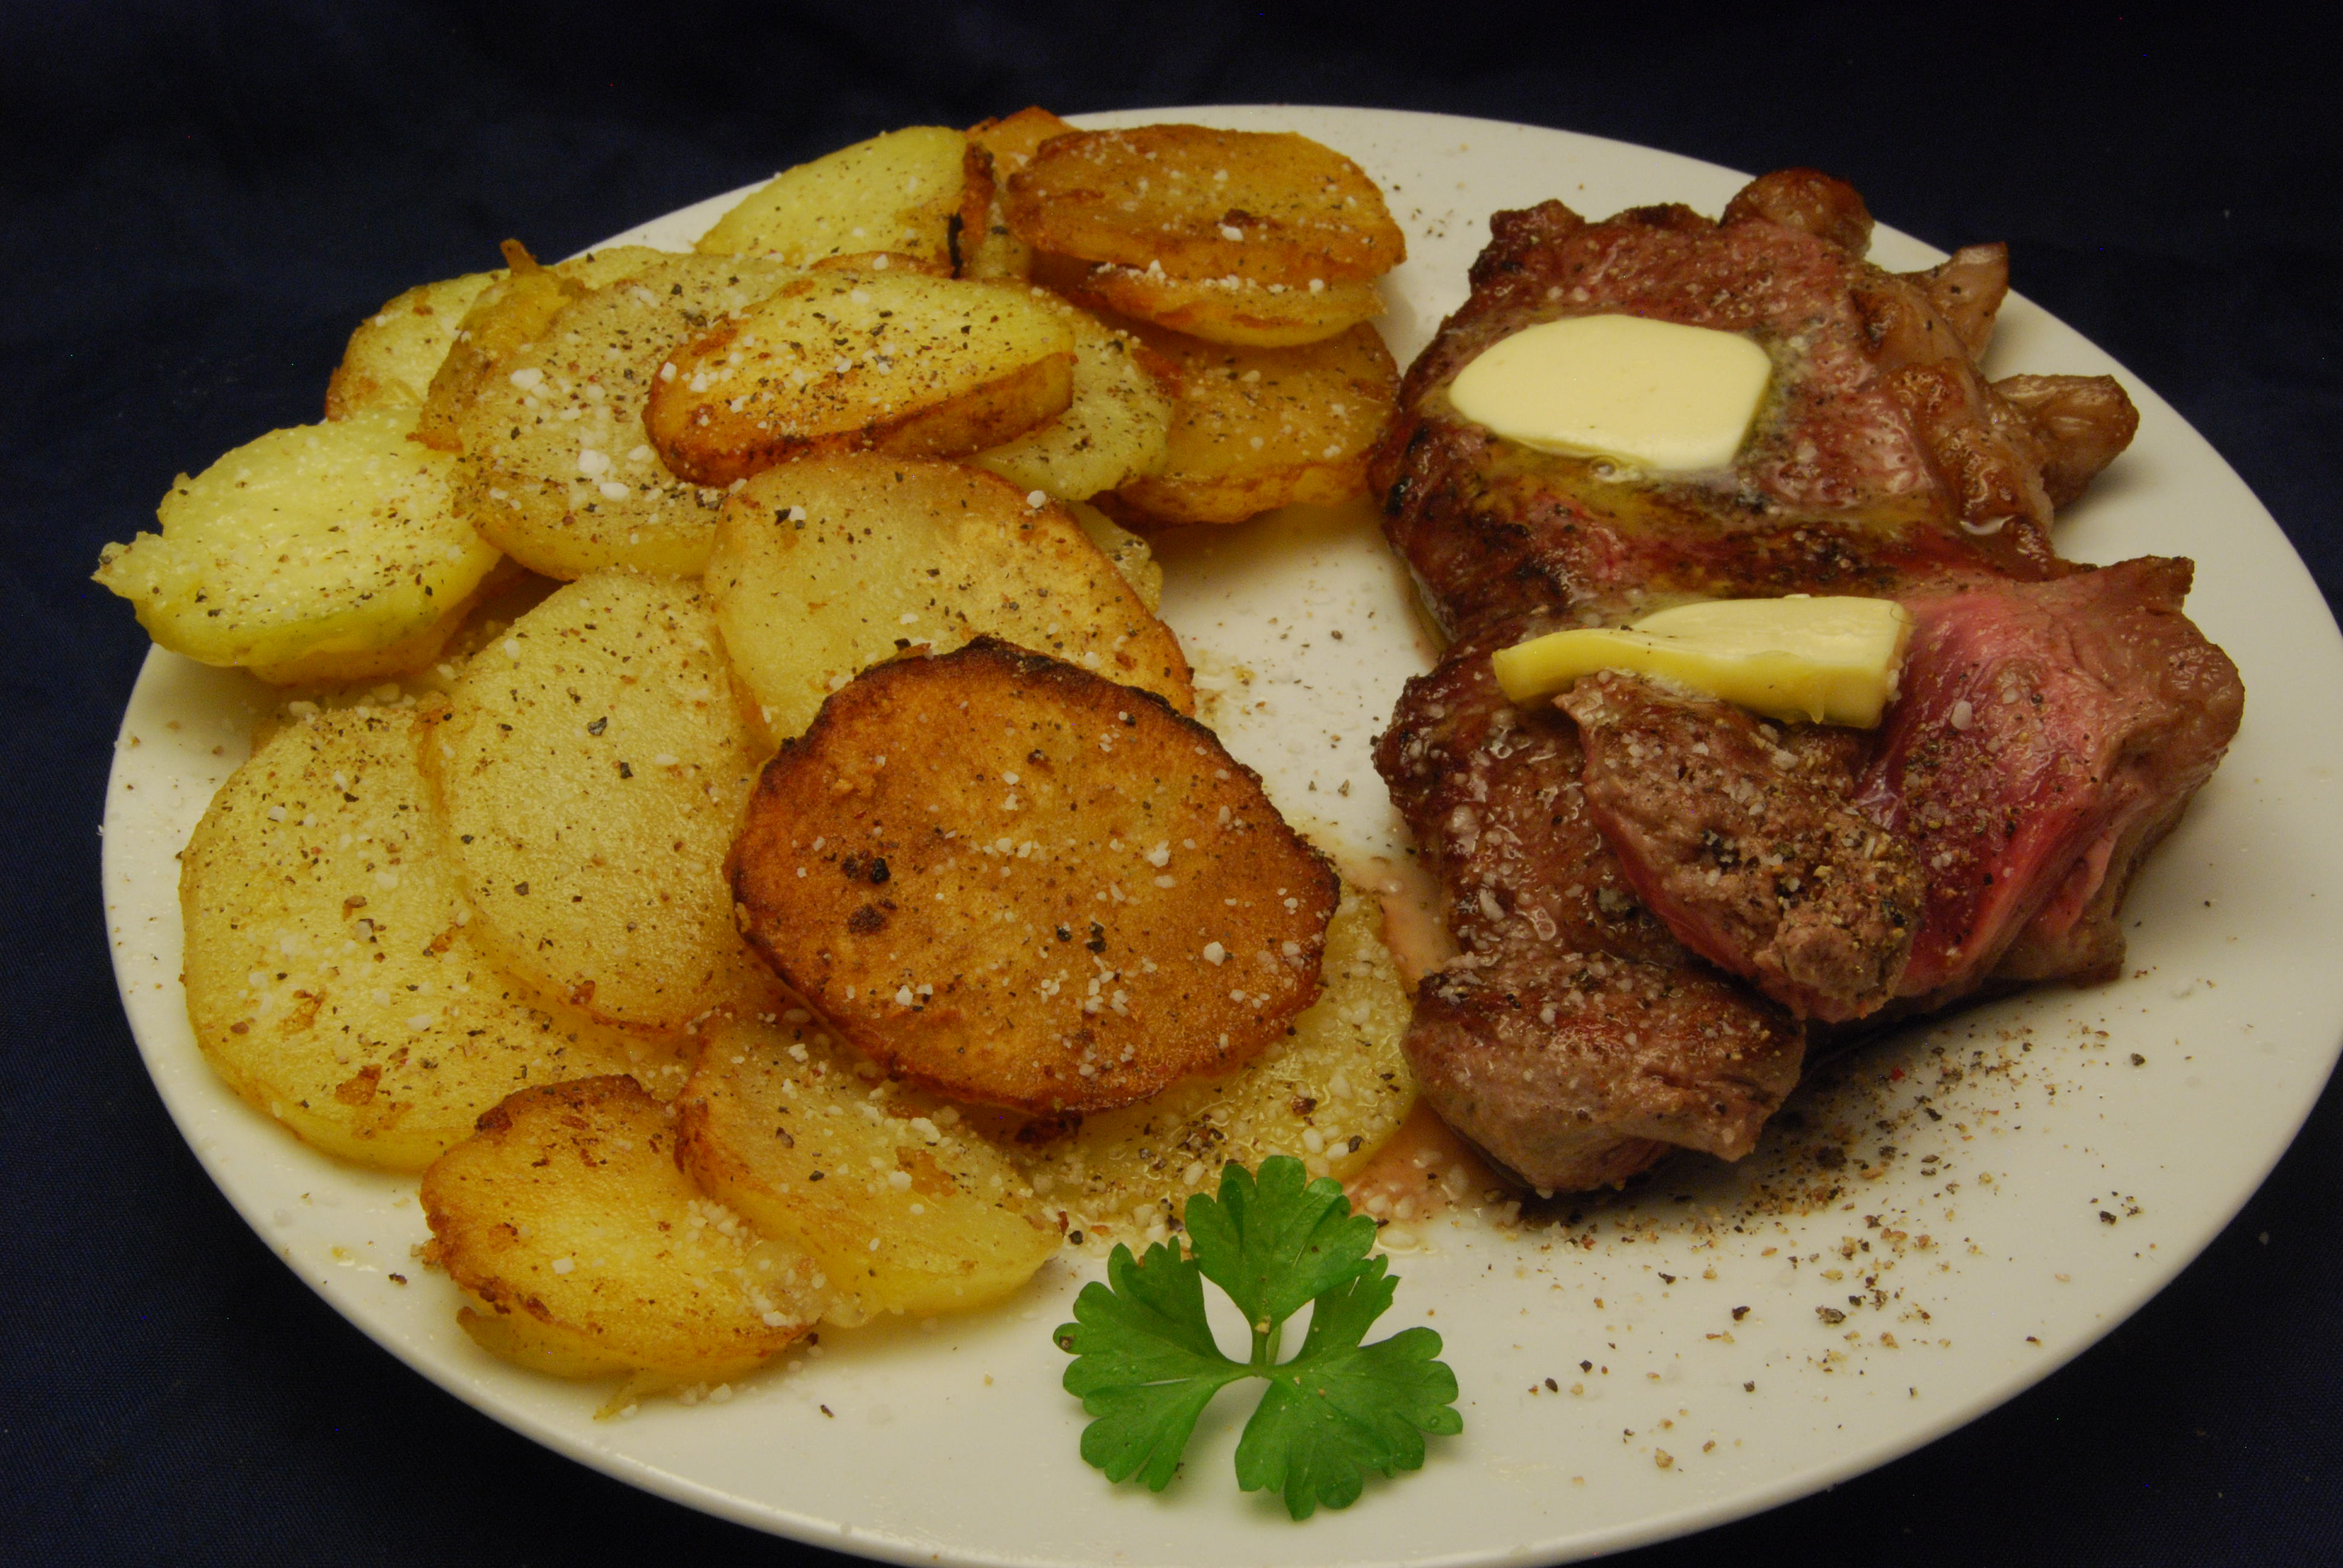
1054,1157 -> 1462,1520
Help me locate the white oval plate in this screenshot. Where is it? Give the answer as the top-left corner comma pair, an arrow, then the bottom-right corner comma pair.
102,106 -> 2343,1567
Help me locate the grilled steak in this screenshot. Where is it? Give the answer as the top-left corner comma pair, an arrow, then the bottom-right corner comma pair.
1370,170 -> 2240,1191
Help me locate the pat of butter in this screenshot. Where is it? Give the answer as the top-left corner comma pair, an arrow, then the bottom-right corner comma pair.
1447,313 -> 1772,471
1492,595 -> 1916,728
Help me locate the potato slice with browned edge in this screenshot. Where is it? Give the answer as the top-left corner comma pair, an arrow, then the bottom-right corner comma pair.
1004,125 -> 1404,286
643,270 -> 1075,486
1040,254 -> 1383,348
424,1076 -> 822,1384
1112,323 -> 1397,525
456,254 -> 798,578
971,301 -> 1170,498
1011,886 -> 1414,1240
425,573 -> 771,1033
695,126 -> 966,272
94,408 -> 503,679
730,638 -> 1340,1115
962,106 -> 1078,282
326,270 -> 500,420
180,706 -> 673,1170
1066,498 -> 1161,613
679,1014 -> 1060,1322
707,454 -> 1191,742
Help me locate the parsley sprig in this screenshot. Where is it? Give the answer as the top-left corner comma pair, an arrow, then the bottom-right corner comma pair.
1053,1157 -> 1461,1519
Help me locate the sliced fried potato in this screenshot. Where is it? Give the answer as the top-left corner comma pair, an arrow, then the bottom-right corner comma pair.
962,107 -> 1078,282
326,270 -> 500,420
423,1076 -> 821,1382
706,454 -> 1191,742
680,1014 -> 1060,1321
94,408 -> 503,676
643,270 -> 1075,486
1011,886 -> 1414,1238
1066,498 -> 1161,613
971,302 -> 1171,498
1041,253 -> 1383,347
425,573 -> 770,1033
695,126 -> 966,272
180,706 -> 673,1170
455,254 -> 798,578
1004,125 -> 1404,286
730,638 -> 1340,1115
1112,323 -> 1397,525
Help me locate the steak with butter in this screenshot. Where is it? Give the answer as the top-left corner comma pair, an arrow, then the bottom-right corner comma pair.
1371,170 -> 2240,1191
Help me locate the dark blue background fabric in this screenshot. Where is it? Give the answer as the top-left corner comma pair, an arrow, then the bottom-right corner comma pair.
5,4 -> 2338,1563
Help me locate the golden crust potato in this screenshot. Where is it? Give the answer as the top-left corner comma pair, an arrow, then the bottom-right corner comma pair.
695,126 -> 966,272
1039,252 -> 1383,347
93,408 -> 503,677
971,300 -> 1172,498
1111,322 -> 1398,525
642,270 -> 1076,486
423,1076 -> 821,1382
180,706 -> 674,1170
454,254 -> 798,578
325,270 -> 500,420
679,1014 -> 1061,1321
705,454 -> 1192,743
962,107 -> 1079,282
729,638 -> 1340,1115
1004,125 -> 1404,286
424,573 -> 773,1033
1011,886 -> 1414,1238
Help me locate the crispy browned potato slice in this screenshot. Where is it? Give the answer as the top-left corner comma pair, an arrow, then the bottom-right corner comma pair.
706,454 -> 1191,742
425,573 -> 772,1033
730,638 -> 1340,1115
1013,886 -> 1414,1238
971,301 -> 1171,499
962,107 -> 1079,282
1040,253 -> 1383,347
424,1076 -> 822,1383
695,126 -> 966,271
180,706 -> 673,1171
642,270 -> 1075,486
455,254 -> 798,578
1112,323 -> 1398,525
1004,125 -> 1404,286
679,1014 -> 1060,1321
326,270 -> 501,420
94,408 -> 504,677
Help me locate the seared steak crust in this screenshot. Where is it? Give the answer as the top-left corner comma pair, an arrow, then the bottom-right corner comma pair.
1370,169 -> 2235,1191
1561,672 -> 1923,1024
1376,621 -> 1803,1190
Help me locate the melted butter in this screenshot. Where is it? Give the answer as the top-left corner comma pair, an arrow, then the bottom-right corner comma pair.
1447,313 -> 1773,472
1491,594 -> 1915,727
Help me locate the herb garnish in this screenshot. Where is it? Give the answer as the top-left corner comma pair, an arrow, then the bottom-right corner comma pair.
1052,1156 -> 1461,1519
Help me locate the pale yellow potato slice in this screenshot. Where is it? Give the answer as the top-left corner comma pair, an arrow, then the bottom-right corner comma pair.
180,705 -> 672,1171
94,408 -> 502,676
1112,323 -> 1397,525
962,107 -> 1078,282
424,573 -> 770,1033
455,254 -> 799,578
1066,498 -> 1161,613
423,1075 -> 822,1383
705,454 -> 1192,742
642,270 -> 1075,486
679,1014 -> 1060,1322
325,270 -> 500,419
971,301 -> 1170,500
1012,886 -> 1414,1240
695,126 -> 966,271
